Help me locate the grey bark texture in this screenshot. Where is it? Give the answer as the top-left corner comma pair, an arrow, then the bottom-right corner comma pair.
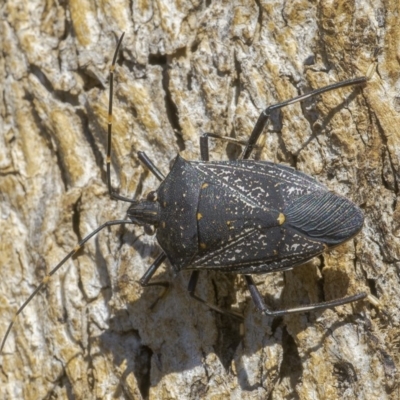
0,0 -> 399,399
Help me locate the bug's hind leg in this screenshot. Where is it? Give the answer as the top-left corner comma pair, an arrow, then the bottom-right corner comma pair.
138,252 -> 170,310
244,275 -> 367,317
187,271 -> 243,320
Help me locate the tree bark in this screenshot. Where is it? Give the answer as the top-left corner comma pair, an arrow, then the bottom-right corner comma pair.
0,1 -> 399,399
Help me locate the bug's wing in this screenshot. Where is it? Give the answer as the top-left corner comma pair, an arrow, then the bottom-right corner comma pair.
285,191 -> 364,245
192,160 -> 327,211
190,224 -> 325,272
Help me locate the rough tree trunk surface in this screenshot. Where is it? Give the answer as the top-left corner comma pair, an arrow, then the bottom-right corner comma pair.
0,1 -> 399,399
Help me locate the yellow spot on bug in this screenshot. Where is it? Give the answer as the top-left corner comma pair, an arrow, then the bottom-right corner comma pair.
74,244 -> 82,252
277,213 -> 285,225
197,213 -> 203,220
201,183 -> 209,189
43,275 -> 51,284
200,243 -> 207,250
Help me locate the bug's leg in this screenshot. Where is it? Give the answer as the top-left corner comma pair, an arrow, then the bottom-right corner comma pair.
187,271 -> 243,320
200,133 -> 210,161
0,219 -> 134,354
138,253 -> 170,309
137,151 -> 165,181
241,76 -> 369,159
244,275 -> 367,317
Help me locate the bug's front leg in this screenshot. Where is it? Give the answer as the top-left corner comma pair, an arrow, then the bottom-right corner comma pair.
137,151 -> 165,181
138,253 -> 170,310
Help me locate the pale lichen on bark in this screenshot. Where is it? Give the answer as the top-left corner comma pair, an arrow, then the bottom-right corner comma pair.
0,0 -> 399,399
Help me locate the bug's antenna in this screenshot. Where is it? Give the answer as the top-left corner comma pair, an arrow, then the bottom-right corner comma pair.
106,32 -> 138,203
0,34 -> 136,354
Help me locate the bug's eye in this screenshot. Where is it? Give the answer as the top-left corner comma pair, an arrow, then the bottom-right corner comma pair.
147,191 -> 157,201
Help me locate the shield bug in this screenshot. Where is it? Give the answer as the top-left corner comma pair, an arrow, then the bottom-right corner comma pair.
0,33 -> 374,353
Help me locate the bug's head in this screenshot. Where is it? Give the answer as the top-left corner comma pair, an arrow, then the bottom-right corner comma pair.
127,190 -> 160,228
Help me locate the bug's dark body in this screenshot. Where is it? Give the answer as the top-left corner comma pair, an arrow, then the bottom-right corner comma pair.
129,155 -> 364,275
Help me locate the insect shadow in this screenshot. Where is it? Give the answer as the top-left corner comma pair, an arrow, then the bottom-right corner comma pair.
96,253 -> 362,395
